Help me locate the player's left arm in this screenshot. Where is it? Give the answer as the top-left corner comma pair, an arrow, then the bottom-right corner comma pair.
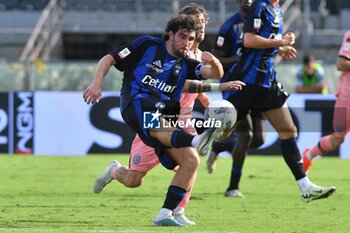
182,80 -> 245,93
199,51 -> 224,79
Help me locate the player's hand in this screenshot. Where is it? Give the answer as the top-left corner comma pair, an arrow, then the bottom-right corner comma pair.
281,46 -> 297,60
83,82 -> 102,104
197,93 -> 210,108
219,81 -> 246,91
201,51 -> 216,64
282,32 -> 295,46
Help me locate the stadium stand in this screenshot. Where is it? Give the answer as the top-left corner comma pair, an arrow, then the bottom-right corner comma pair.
0,0 -> 349,91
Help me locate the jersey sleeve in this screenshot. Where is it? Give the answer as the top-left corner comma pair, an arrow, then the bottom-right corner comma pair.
214,19 -> 234,54
186,58 -> 204,80
109,36 -> 151,71
244,1 -> 265,34
338,31 -> 350,60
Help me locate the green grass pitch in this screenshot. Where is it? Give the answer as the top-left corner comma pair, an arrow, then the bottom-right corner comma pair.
0,154 -> 349,233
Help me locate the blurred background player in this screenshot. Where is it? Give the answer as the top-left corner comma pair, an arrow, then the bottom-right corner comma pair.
219,0 -> 336,202
295,53 -> 328,94
206,0 -> 266,198
84,14 -> 225,226
92,4 -> 244,226
302,30 -> 350,173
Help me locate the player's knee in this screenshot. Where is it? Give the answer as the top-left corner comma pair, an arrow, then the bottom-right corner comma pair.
236,130 -> 253,146
123,178 -> 144,188
332,135 -> 345,147
277,124 -> 297,139
180,153 -> 200,170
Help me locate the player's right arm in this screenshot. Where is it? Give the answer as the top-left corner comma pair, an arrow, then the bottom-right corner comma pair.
243,1 -> 294,50
83,55 -> 116,104
83,36 -> 152,104
244,32 -> 294,49
213,16 -> 240,71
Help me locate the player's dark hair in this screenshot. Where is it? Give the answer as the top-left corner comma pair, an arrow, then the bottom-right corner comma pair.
163,14 -> 199,41
303,54 -> 315,65
178,2 -> 209,23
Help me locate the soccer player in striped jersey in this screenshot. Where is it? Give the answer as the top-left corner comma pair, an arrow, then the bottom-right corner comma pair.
87,4 -> 244,226
220,0 -> 335,203
207,0 -> 266,199
302,30 -> 350,173
84,14 -> 241,226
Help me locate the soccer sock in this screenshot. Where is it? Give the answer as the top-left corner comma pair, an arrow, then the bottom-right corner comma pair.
178,192 -> 191,208
212,138 -> 237,154
297,176 -> 313,193
162,185 -> 187,211
171,129 -> 195,148
227,166 -> 242,191
111,163 -> 120,179
280,138 -> 305,180
309,135 -> 334,159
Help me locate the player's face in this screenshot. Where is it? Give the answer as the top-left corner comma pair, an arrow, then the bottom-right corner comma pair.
239,0 -> 253,12
195,13 -> 206,43
171,29 -> 196,57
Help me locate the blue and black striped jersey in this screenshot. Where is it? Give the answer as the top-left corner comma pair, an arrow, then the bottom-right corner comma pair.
214,12 -> 244,98
214,12 -> 243,59
110,35 -> 204,109
222,0 -> 283,98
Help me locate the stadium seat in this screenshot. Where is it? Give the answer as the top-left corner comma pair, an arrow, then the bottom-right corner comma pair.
17,0 -> 49,11
0,0 -> 17,11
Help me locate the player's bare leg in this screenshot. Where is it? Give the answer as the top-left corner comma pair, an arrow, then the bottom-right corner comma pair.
113,167 -> 147,188
264,104 -> 336,202
250,116 -> 266,149
93,161 -> 148,193
225,116 -> 252,198
153,147 -> 199,226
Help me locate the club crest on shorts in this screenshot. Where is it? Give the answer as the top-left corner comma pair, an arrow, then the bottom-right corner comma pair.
133,154 -> 141,165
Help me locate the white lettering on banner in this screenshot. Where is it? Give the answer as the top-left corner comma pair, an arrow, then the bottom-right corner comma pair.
16,92 -> 33,153
0,109 -> 8,144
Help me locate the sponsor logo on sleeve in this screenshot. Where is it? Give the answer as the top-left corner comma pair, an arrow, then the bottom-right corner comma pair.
254,18 -> 261,30
343,42 -> 350,51
216,36 -> 225,47
118,48 -> 131,59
